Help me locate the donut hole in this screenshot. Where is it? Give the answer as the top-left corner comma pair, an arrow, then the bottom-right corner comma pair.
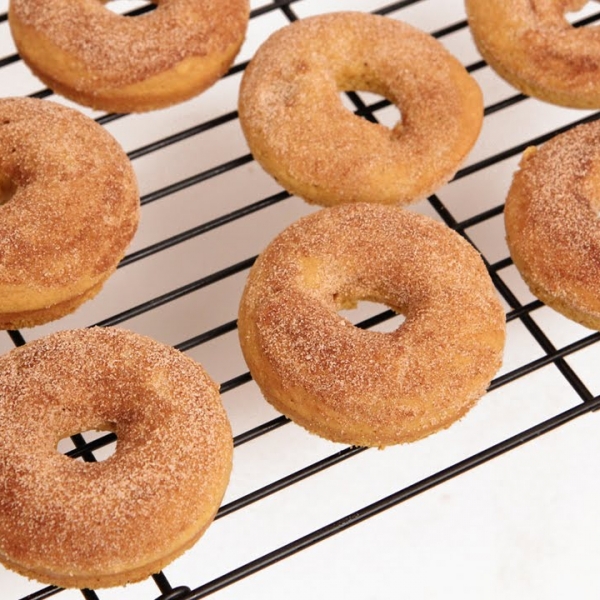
336,297 -> 406,332
103,0 -> 155,16
565,2 -> 600,26
340,90 -> 402,128
532,0 -> 599,24
0,172 -> 16,206
57,428 -> 117,462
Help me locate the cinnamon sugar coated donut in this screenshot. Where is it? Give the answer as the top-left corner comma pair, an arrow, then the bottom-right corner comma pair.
0,98 -> 139,329
0,327 -> 233,589
238,11 -> 484,207
465,0 -> 600,108
8,0 -> 250,112
505,120 -> 600,329
238,204 -> 506,447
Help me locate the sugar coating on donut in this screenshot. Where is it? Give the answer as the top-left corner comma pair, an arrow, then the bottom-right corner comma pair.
0,97 -> 139,328
238,11 -> 483,207
238,204 -> 506,447
505,119 -> 600,329
465,0 -> 600,108
0,327 -> 232,589
9,0 -> 250,112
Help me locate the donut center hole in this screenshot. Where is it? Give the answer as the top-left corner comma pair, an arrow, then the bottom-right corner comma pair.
532,0 -> 599,24
57,428 -> 117,462
564,1 -> 600,23
102,0 -> 155,16
336,298 -> 405,332
0,173 -> 16,206
340,91 -> 402,129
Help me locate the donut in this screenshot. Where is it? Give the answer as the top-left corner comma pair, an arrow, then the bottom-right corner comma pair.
0,97 -> 139,330
8,0 -> 250,113
505,119 -> 600,329
465,0 -> 600,108
238,204 -> 506,447
0,327 -> 233,589
238,12 -> 483,207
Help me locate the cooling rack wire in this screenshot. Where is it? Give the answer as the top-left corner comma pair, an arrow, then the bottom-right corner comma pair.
1,0 -> 600,598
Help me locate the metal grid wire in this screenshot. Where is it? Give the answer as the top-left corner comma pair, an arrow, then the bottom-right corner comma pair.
1,0 -> 600,598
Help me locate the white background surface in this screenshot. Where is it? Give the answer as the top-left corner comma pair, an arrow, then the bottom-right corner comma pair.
1,1 -> 600,599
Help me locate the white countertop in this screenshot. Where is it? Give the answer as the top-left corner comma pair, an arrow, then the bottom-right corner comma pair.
1,1 -> 600,599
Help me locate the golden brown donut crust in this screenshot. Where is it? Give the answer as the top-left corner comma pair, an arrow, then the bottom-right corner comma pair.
238,11 -> 483,207
0,327 -> 233,589
505,120 -> 600,329
238,204 -> 506,447
0,97 -> 139,329
465,0 -> 600,108
9,0 -> 250,112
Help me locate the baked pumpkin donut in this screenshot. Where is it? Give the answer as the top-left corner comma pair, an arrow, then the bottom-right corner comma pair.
8,0 -> 250,112
238,204 -> 506,447
0,327 -> 233,589
0,97 -> 139,329
238,11 -> 483,207
505,119 -> 600,329
465,0 -> 600,108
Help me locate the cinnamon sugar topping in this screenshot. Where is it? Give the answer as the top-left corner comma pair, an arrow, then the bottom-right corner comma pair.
239,12 -> 483,207
238,204 -> 506,447
10,0 -> 249,86
505,119 -> 600,328
0,327 -> 232,588
0,98 -> 139,327
465,0 -> 600,108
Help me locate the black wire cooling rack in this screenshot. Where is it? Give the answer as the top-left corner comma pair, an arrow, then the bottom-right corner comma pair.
2,1 -> 600,599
